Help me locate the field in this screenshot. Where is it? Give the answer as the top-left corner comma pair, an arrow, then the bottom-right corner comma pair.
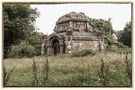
3,50 -> 132,87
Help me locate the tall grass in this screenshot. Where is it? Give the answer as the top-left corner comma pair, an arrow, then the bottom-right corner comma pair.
3,66 -> 15,86
3,50 -> 132,87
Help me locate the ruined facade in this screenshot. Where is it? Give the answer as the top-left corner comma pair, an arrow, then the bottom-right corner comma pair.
41,12 -> 105,55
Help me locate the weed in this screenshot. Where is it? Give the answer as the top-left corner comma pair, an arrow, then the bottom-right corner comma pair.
43,58 -> 49,83
32,58 -> 38,86
97,59 -> 111,86
125,52 -> 132,85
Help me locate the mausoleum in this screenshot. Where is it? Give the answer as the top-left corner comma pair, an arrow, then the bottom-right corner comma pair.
41,12 -> 105,55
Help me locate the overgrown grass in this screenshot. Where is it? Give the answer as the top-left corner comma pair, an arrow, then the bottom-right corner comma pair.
3,50 -> 132,87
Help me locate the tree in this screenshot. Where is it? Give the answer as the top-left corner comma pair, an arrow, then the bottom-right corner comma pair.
118,22 -> 132,47
28,31 -> 44,56
89,18 -> 114,41
3,3 -> 39,58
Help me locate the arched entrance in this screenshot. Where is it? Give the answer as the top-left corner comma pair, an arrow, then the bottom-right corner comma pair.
52,39 -> 60,55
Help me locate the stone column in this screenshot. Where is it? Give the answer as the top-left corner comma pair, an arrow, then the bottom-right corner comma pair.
47,46 -> 52,55
41,39 -> 46,55
46,41 -> 52,55
41,43 -> 45,55
60,45 -> 64,53
59,39 -> 64,53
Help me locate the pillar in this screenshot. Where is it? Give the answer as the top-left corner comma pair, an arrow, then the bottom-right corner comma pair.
47,46 -> 52,55
41,39 -> 46,55
41,43 -> 45,55
46,42 -> 52,55
60,45 -> 64,53
59,39 -> 64,53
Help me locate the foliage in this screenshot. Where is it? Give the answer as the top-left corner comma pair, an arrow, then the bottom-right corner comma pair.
28,31 -> 44,56
117,42 -> 128,48
71,49 -> 96,57
89,18 -> 114,39
3,3 -> 41,58
118,22 -> 132,47
8,41 -> 35,58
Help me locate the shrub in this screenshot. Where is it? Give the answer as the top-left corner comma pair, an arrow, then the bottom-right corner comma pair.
117,42 -> 128,48
34,45 -> 41,56
8,41 -> 35,58
71,49 -> 96,57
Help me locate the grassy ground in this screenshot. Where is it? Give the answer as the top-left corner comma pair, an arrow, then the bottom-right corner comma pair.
3,50 -> 132,87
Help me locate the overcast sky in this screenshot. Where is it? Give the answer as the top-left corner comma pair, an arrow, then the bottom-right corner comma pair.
31,3 -> 131,35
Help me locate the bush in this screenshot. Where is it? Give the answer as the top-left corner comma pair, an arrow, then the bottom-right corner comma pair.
34,45 -> 41,56
71,49 -> 96,57
117,42 -> 128,48
8,41 -> 35,58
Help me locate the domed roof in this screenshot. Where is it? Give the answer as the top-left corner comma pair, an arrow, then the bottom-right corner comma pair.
56,12 -> 90,24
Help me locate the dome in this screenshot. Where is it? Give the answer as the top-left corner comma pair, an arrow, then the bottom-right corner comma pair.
56,12 -> 90,24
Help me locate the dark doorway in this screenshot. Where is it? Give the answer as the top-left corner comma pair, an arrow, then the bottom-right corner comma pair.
52,39 -> 60,55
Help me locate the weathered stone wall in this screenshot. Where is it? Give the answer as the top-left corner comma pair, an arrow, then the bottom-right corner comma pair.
55,22 -> 69,32
72,40 -> 100,52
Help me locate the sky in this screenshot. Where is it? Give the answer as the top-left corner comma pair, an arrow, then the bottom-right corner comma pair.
31,3 -> 131,35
